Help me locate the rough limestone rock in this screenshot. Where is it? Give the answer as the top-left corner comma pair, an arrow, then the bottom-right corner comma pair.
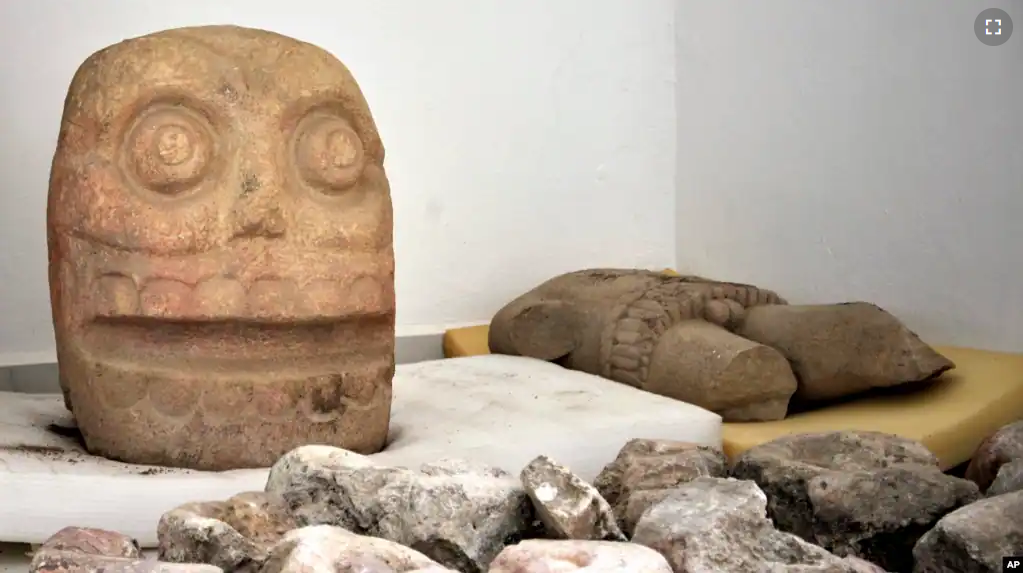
985,457 -> 1022,497
630,477 -> 886,572
158,491 -> 298,571
31,527 -> 220,573
966,421 -> 1023,493
520,455 -> 625,541
264,445 -> 380,528
735,302 -> 955,402
731,430 -> 980,572
266,447 -> 533,572
912,490 -> 1023,573
593,438 -> 726,535
259,525 -> 449,573
489,540 -> 672,573
38,527 -> 141,558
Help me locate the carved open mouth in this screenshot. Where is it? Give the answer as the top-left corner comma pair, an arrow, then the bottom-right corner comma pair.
91,272 -> 389,322
57,235 -> 395,369
81,316 -> 392,371
79,275 -> 393,369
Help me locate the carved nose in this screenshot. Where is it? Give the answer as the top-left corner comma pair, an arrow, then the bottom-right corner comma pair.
230,203 -> 286,239
229,174 -> 287,239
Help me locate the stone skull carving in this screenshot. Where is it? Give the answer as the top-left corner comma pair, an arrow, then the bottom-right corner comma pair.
47,26 -> 395,470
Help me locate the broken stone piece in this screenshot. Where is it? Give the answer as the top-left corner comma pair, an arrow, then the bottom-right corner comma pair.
39,526 -> 141,558
731,430 -> 979,572
630,477 -> 883,572
259,525 -> 444,573
986,457 -> 1023,497
420,458 -> 512,478
912,490 -> 1023,573
488,269 -> 785,399
519,455 -> 625,541
644,320 -> 798,421
592,438 -> 727,535
158,491 -> 298,571
30,552 -> 224,573
966,420 -> 1023,492
47,25 -> 397,470
32,527 -> 219,573
488,540 -> 672,573
734,302 -> 955,401
267,447 -> 533,573
265,445 -> 380,529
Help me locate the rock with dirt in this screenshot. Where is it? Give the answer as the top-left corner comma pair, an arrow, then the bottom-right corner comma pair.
630,477 -> 886,572
488,539 -> 672,572
264,445 -> 380,530
258,525 -> 452,573
731,430 -> 979,572
30,526 -> 221,573
592,438 -> 727,535
158,491 -> 298,572
966,421 -> 1023,493
37,526 -> 142,558
912,490 -> 1023,573
266,446 -> 533,572
520,455 -> 624,541
985,456 -> 1022,497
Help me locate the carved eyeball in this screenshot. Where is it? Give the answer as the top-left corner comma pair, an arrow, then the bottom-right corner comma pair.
295,114 -> 364,193
126,107 -> 212,195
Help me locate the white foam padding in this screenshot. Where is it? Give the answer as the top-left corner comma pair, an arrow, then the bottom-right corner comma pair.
0,355 -> 721,546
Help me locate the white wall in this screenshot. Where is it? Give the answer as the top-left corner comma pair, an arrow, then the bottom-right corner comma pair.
676,0 -> 1023,352
0,0 -> 678,365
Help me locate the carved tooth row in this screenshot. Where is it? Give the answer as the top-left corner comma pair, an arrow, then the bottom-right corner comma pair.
92,274 -> 389,320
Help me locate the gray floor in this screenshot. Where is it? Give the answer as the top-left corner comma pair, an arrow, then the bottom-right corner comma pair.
0,333 -> 446,394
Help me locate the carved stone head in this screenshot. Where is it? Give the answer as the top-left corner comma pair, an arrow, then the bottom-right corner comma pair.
47,26 -> 395,470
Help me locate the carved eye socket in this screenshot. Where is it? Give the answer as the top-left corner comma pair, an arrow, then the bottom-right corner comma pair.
294,114 -> 364,193
126,107 -> 212,195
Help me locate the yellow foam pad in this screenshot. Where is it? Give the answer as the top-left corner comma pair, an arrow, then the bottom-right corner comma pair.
442,324 -> 1023,470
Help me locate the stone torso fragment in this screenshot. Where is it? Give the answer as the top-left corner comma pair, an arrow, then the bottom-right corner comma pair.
489,269 -> 952,421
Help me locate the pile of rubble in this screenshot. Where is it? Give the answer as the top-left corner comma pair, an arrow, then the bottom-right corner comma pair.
27,423 -> 1022,573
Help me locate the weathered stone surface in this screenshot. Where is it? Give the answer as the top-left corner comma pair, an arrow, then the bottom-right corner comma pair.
488,269 -> 789,421
158,491 -> 298,571
32,526 -> 221,573
267,447 -> 533,572
519,455 -> 624,541
593,438 -> 726,535
421,458 -> 511,478
47,25 -> 396,470
986,457 -> 1022,497
39,526 -> 141,558
966,421 -> 1023,492
265,445 -> 379,528
644,319 -> 798,421
489,540 -> 672,572
259,525 -> 447,573
30,551 -> 224,573
731,430 -> 980,572
735,302 -> 954,402
912,490 -> 1023,573
630,477 -> 885,572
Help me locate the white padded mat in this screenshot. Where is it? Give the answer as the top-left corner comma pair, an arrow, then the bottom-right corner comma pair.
0,355 -> 721,546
